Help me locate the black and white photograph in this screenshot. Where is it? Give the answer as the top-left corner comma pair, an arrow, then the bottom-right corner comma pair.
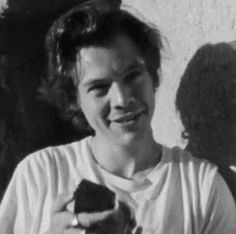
0,0 -> 236,233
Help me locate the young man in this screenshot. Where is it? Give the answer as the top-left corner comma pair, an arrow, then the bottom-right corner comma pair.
0,1 -> 236,233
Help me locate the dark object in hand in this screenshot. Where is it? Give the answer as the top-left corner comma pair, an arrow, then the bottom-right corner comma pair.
74,179 -> 116,213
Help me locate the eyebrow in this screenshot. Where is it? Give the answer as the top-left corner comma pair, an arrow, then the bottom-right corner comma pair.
81,58 -> 146,88
83,78 -> 111,89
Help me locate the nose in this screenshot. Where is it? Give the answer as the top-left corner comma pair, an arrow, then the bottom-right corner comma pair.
110,83 -> 134,109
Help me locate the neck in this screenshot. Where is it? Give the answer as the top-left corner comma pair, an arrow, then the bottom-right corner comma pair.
90,134 -> 162,178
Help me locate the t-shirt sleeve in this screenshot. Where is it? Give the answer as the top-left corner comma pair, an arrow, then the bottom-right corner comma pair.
201,172 -> 236,234
0,156 -> 42,234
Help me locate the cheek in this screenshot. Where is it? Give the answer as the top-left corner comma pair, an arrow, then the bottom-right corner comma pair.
146,90 -> 155,114
80,97 -> 96,119
79,95 -> 109,124
77,91 -> 93,121
135,77 -> 155,101
137,79 -> 156,115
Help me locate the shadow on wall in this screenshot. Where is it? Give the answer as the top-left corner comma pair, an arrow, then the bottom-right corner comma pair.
176,42 -> 236,200
0,0 -> 121,199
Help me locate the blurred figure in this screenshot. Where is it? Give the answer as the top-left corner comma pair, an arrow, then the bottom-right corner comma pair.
176,41 -> 236,199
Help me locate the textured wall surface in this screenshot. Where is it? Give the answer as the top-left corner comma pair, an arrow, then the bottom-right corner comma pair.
123,0 -> 236,147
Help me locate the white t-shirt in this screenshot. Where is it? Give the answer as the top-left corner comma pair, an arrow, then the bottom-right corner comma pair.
0,136 -> 236,234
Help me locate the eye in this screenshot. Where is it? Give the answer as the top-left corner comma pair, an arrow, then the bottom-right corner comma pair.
125,70 -> 142,83
88,83 -> 110,96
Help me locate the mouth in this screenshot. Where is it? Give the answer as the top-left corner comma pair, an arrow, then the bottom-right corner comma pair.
110,108 -> 146,124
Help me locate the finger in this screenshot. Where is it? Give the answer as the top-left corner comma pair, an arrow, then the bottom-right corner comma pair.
76,201 -> 134,228
52,192 -> 74,213
52,211 -> 77,229
77,209 -> 114,228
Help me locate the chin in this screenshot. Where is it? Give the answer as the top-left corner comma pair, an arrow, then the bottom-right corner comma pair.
115,128 -> 150,145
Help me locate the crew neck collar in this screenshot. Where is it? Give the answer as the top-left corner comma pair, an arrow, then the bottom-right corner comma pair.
84,136 -> 167,192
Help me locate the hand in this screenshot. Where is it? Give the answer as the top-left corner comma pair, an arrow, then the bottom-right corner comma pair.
50,192 -> 84,234
50,193 -> 135,234
80,201 -> 135,234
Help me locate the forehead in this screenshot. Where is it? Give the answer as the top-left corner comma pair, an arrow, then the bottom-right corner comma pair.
77,35 -> 144,80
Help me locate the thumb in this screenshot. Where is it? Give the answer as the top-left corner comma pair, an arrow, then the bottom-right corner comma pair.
52,192 -> 74,213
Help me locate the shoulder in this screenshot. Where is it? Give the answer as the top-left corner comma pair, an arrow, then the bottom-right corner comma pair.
161,145 -> 219,187
16,137 -> 91,176
163,145 -> 217,171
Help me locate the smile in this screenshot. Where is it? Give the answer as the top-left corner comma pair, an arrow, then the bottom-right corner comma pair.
110,108 -> 146,123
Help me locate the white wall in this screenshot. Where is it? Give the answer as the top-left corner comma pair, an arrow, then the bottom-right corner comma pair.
123,0 -> 236,148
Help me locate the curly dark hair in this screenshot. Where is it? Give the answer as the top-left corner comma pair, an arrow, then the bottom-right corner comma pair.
176,42 -> 236,150
39,0 -> 162,135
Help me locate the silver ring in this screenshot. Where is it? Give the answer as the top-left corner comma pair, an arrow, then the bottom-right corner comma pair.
70,215 -> 86,233
70,215 -> 79,227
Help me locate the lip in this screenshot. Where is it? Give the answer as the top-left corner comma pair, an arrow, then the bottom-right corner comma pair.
110,108 -> 145,123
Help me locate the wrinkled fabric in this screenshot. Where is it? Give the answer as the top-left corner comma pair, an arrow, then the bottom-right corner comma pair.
0,136 -> 236,234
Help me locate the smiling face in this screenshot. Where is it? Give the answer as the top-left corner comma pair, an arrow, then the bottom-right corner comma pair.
77,34 -> 156,145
